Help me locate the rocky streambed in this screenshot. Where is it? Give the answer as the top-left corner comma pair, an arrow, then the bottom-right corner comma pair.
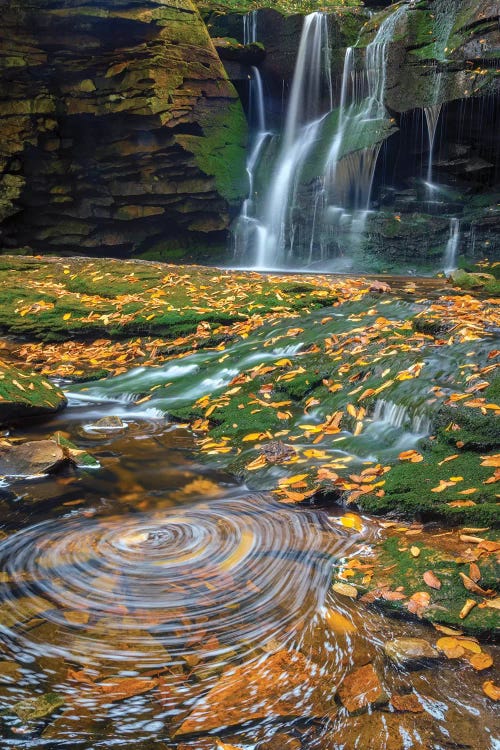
0,257 -> 498,748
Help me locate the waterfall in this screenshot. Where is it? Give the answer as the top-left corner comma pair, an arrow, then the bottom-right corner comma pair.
234,13 -> 271,261
443,217 -> 460,274
235,5 -> 407,269
424,103 -> 442,188
250,66 -> 266,133
253,12 -> 333,268
324,4 -> 407,253
243,10 -> 257,45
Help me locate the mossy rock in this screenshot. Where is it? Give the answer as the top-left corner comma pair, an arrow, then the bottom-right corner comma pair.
334,535 -> 499,637
0,363 -> 66,426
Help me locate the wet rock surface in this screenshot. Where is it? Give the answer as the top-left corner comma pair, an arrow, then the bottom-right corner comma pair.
338,663 -> 389,714
177,650 -> 337,735
0,440 -> 67,477
384,638 -> 440,667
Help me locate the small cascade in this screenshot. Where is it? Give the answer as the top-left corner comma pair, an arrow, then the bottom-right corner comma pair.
443,217 -> 460,274
372,399 -> 431,436
243,9 -> 257,46
249,65 -> 266,133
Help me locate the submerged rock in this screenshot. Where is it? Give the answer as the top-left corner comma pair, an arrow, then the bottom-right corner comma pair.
176,649 -> 337,735
12,692 -> 64,722
338,663 -> 388,714
384,638 -> 440,667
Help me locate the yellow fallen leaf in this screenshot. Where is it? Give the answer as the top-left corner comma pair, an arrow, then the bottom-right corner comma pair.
469,653 -> 492,670
482,680 -> 500,701
459,598 -> 477,619
324,608 -> 357,634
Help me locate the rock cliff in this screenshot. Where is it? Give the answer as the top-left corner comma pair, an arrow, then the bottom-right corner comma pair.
0,0 -> 247,258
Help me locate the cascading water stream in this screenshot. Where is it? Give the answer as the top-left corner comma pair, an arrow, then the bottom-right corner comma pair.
248,12 -> 333,268
424,102 -> 442,188
237,5 -> 408,269
443,217 -> 460,273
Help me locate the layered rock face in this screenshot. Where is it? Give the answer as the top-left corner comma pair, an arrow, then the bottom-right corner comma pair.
0,0 -> 247,258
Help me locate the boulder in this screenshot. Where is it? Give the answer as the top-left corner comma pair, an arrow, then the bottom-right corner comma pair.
384,638 -> 440,667
0,363 -> 67,425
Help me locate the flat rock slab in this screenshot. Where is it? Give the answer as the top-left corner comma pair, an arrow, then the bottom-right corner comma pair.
384,638 -> 440,667
0,440 -> 66,477
176,649 -> 337,736
338,663 -> 388,714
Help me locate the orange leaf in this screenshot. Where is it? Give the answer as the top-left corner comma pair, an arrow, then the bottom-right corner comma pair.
482,680 -> 500,701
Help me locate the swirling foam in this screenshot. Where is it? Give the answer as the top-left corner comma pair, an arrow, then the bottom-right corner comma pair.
0,494 -> 354,669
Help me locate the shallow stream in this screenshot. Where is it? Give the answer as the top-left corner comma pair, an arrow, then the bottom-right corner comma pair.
0,392 -> 498,748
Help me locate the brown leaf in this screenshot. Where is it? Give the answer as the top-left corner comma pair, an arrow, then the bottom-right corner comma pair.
97,677 -> 158,702
406,591 -> 430,617
459,572 -> 495,597
469,563 -> 481,583
423,571 -> 441,590
469,653 -> 493,671
332,582 -> 358,599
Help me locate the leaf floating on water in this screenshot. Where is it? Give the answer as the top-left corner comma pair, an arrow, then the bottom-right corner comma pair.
482,680 -> 500,701
469,653 -> 493,671
423,571 -> 441,590
459,598 -> 477,620
332,582 -> 358,599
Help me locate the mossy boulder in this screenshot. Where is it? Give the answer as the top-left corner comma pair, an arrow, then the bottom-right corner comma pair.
333,534 -> 499,637
0,363 -> 66,426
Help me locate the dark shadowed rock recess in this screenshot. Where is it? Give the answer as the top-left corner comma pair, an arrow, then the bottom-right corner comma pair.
0,0 -> 248,260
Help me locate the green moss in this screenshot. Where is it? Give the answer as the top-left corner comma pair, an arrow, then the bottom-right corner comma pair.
176,100 -> 248,204
372,536 -> 497,636
360,440 -> 499,527
0,362 -> 66,425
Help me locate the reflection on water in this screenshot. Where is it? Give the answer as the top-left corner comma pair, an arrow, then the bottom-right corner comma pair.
0,400 -> 498,747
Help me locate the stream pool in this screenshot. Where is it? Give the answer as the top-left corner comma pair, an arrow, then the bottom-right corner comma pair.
0,395 -> 498,749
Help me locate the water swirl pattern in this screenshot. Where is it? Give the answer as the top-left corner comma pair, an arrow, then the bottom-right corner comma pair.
0,494 -> 352,669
